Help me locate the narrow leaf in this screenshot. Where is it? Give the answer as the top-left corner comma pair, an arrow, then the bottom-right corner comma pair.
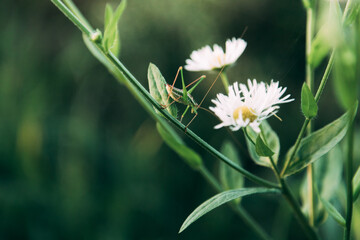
320,197 -> 346,227
301,83 -> 318,118
315,145 -> 343,200
156,123 -> 202,169
353,166 -> 360,201
284,103 -> 358,176
255,135 -> 274,157
245,121 -> 280,167
104,4 -> 113,28
179,188 -> 280,233
308,28 -> 331,68
103,0 -> 127,56
333,45 -> 357,110
220,141 -> 244,192
148,63 -> 177,117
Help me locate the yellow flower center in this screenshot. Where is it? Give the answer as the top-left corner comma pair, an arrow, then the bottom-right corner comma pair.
233,106 -> 257,122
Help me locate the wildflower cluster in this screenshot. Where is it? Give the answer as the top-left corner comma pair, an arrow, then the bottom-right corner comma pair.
184,38 -> 293,132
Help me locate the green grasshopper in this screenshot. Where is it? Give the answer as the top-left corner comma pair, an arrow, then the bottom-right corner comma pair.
162,66 -> 222,130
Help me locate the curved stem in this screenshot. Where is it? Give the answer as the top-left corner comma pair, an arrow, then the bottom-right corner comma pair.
305,5 -> 316,226
251,129 -> 318,240
344,121 -> 355,240
51,0 -> 278,189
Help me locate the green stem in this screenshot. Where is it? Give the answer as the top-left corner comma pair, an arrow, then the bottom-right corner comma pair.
220,72 -> 230,93
198,166 -> 222,191
344,121 -> 355,240
281,178 -> 319,240
258,129 -> 318,240
51,0 -> 278,189
280,119 -> 310,176
281,0 -> 355,177
198,166 -> 273,240
51,0 -> 92,36
63,0 -> 94,31
305,5 -> 316,226
344,5 -> 359,238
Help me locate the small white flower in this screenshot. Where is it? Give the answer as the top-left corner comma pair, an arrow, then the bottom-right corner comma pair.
209,80 -> 294,133
184,38 -> 247,71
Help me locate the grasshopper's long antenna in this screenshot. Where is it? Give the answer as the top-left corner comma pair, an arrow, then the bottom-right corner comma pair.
196,66 -> 225,109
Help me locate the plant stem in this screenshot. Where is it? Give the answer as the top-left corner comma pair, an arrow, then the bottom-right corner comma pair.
305,5 -> 316,226
280,178 -> 319,240
281,0 -> 355,177
220,72 -> 230,93
51,0 -> 278,189
198,166 -> 273,240
280,119 -> 310,176
198,166 -> 222,191
344,121 -> 355,240
249,129 -> 318,240
344,6 -> 359,238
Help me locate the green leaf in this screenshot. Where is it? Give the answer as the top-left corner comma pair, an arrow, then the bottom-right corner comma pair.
315,146 -> 343,200
104,4 -> 113,28
308,28 -> 331,68
300,146 -> 343,226
156,123 -> 202,170
319,197 -> 346,227
301,83 -> 318,118
179,187 -> 280,233
103,0 -> 126,56
333,45 -> 357,110
245,121 -> 280,167
148,63 -> 178,118
302,0 -> 314,9
219,141 -> 244,192
353,165 -> 360,201
255,135 -> 274,157
344,3 -> 360,26
284,103 -> 358,176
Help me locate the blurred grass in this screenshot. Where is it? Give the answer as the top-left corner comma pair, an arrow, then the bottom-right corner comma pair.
0,0 -> 358,239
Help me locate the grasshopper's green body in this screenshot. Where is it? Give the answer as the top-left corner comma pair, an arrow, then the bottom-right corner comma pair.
164,67 -> 206,123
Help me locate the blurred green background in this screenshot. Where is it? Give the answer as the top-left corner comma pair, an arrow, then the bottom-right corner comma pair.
1,0 -> 359,239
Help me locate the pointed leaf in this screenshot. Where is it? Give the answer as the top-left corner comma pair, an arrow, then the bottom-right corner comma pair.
301,83 -> 318,118
156,123 -> 202,169
320,197 -> 346,227
179,188 -> 280,233
308,27 -> 331,68
220,141 -> 244,193
315,145 -> 343,200
284,103 -> 358,176
353,166 -> 360,201
104,4 -> 113,28
246,121 -> 280,167
333,45 -> 357,110
103,0 -> 126,56
255,135 -> 274,157
148,63 -> 177,118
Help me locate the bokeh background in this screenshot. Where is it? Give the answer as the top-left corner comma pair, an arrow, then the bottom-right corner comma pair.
1,0 -> 359,239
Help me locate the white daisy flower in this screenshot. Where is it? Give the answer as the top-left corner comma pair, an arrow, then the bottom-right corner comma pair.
209,80 -> 294,133
184,38 -> 247,71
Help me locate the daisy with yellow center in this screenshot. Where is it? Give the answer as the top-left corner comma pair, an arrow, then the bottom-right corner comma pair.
184,38 -> 247,72
209,80 -> 294,133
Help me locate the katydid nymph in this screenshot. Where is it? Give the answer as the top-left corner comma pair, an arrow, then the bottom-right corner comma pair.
162,66 -> 223,131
